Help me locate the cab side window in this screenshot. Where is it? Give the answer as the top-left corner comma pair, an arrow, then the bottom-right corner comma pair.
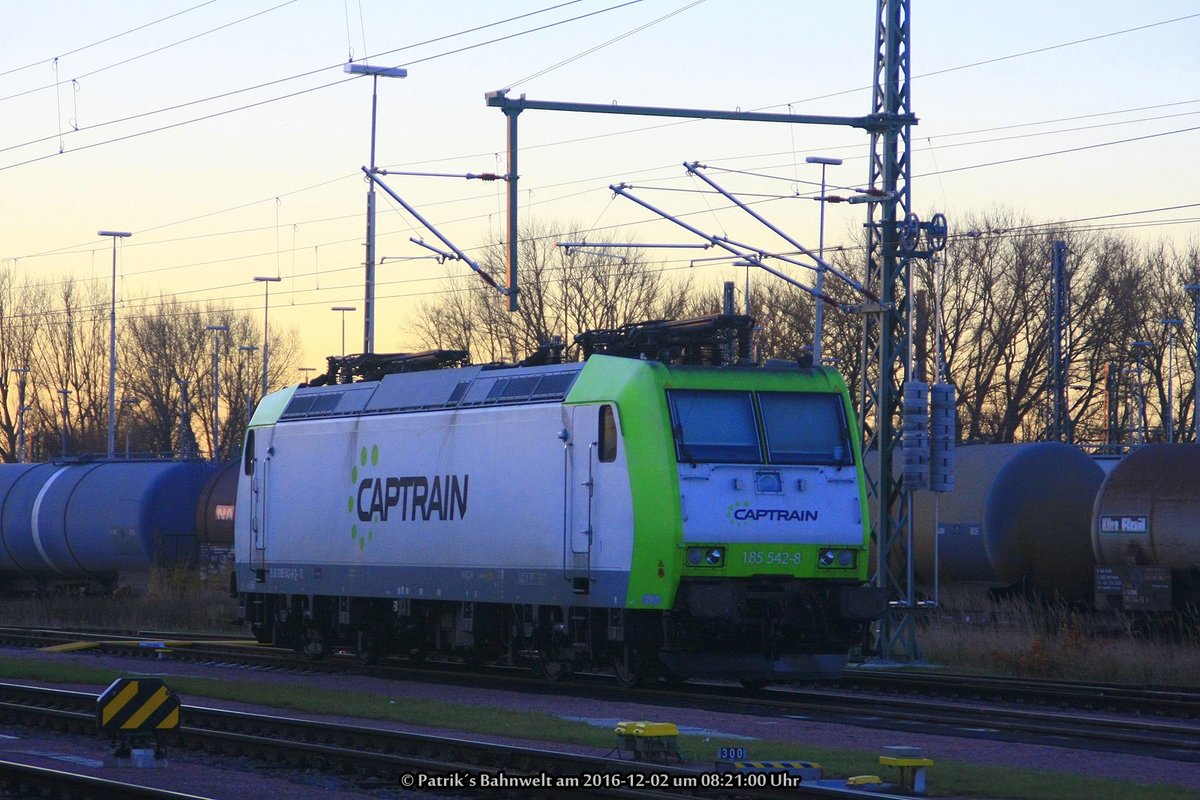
599,405 -> 618,463
243,430 -> 255,475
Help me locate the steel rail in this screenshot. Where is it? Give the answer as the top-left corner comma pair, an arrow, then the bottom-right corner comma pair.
0,759 -> 210,800
837,669 -> 1200,717
0,683 -> 900,800
8,626 -> 1200,757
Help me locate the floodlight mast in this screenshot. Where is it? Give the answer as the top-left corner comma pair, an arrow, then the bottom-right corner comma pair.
344,61 -> 407,353
1188,283 -> 1200,442
1162,318 -> 1184,442
99,229 -> 132,460
807,155 -> 844,364
1049,241 -> 1070,443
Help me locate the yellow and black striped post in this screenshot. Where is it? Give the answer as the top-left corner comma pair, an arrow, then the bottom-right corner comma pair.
97,677 -> 180,732
97,677 -> 180,760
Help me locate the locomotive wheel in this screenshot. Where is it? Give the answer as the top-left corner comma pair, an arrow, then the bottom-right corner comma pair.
613,648 -> 647,688
297,624 -> 325,661
537,655 -> 571,682
355,636 -> 381,664
658,668 -> 686,687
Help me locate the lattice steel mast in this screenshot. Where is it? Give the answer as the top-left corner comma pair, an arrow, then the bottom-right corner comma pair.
484,0 -> 933,661
860,0 -> 918,660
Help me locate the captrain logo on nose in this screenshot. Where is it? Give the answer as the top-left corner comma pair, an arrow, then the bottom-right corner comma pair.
726,499 -> 818,525
347,445 -> 469,551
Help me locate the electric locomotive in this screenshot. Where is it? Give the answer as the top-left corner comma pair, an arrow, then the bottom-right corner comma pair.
233,315 -> 883,683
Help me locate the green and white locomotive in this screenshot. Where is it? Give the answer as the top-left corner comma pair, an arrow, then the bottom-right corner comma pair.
234,316 -> 882,683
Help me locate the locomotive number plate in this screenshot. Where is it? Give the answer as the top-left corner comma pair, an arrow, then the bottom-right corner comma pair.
741,550 -> 803,566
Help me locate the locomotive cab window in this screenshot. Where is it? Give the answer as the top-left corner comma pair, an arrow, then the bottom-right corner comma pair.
243,429 -> 255,475
599,405 -> 618,463
667,390 -> 760,463
759,392 -> 852,466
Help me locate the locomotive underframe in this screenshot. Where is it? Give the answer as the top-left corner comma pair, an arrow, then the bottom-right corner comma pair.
238,576 -> 874,682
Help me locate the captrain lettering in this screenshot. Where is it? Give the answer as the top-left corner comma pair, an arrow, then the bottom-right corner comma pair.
357,474 -> 469,522
732,508 -> 818,522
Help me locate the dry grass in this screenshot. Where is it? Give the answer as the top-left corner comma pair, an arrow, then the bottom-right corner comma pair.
7,572 -> 1200,688
918,590 -> 1200,686
0,566 -> 238,634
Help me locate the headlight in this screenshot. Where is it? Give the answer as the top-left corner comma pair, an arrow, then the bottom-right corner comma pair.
754,470 -> 782,494
686,546 -> 725,568
818,548 -> 856,569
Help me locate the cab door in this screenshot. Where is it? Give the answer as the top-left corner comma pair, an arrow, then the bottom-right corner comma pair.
245,429 -> 270,580
566,406 -> 597,588
566,404 -> 622,593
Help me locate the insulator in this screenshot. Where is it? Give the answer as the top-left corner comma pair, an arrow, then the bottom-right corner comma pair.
929,382 -> 957,492
902,380 -> 929,490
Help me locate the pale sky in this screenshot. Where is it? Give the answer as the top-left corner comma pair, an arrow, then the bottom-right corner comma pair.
2,1 -> 1198,376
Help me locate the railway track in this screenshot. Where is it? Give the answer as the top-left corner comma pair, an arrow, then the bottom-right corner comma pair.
0,758 -> 208,800
839,668 -> 1200,717
0,682 -> 909,800
5,625 -> 1200,762
10,623 -> 1200,716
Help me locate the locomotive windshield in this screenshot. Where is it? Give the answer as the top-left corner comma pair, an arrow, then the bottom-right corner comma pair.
667,389 -> 852,466
668,390 -> 761,463
759,392 -> 852,466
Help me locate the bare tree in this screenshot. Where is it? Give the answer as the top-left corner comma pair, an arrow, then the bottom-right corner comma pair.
26,277 -> 111,456
121,295 -> 300,460
191,307 -> 297,460
414,220 -> 693,362
0,271 -> 50,461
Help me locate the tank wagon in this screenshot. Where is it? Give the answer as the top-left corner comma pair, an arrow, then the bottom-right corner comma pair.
195,458 -> 239,577
195,458 -> 238,549
0,460 -> 217,593
1092,443 -> 1200,609
910,442 -> 1105,602
233,316 -> 883,683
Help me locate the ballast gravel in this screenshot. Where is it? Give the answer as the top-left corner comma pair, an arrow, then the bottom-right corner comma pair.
0,645 -> 1195,799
